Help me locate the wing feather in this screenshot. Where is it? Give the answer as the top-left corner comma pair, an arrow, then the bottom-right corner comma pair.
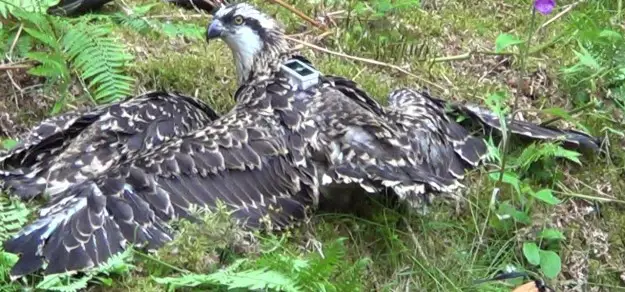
1,92 -> 220,200
4,83 -> 316,277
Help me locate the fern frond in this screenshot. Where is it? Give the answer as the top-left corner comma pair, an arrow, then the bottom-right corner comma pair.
35,248 -> 135,292
0,197 -> 30,242
0,195 -> 29,290
153,259 -> 299,292
0,249 -> 20,291
61,22 -> 135,103
0,0 -> 60,18
153,237 -> 369,292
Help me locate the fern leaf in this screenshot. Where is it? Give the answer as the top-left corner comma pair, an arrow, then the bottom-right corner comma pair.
25,51 -> 69,78
35,248 -> 134,292
153,267 -> 299,292
61,22 -> 135,103
0,197 -> 30,242
36,274 -> 90,292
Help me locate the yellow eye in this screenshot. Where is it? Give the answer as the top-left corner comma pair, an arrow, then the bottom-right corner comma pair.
233,16 -> 244,25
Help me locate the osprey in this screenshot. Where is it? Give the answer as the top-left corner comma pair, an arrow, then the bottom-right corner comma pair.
2,2 -> 457,277
205,3 -> 602,207
2,2 -> 602,278
0,91 -> 220,199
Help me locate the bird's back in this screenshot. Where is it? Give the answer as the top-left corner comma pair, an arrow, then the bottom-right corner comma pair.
0,91 -> 220,199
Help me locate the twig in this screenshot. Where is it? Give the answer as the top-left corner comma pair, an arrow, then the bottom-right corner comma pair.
536,1 -> 582,33
430,31 -> 568,64
0,63 -> 32,70
540,101 -> 597,126
430,50 -> 516,63
6,24 -> 24,94
284,35 -> 446,92
314,30 -> 333,41
8,24 -> 22,55
268,0 -> 327,30
477,57 -> 510,83
556,181 -> 625,204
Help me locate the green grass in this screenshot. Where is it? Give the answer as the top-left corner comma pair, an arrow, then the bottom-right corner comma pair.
1,0 -> 625,291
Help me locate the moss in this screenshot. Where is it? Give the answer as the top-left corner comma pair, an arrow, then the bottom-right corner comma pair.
2,0 -> 624,290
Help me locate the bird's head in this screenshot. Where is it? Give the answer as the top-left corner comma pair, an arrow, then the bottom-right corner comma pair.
206,3 -> 290,84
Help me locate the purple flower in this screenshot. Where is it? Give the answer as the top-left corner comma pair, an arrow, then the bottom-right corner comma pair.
534,0 -> 556,14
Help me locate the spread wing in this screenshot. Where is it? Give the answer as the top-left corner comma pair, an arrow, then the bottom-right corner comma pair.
312,83 -> 459,205
1,91 -> 220,199
387,88 -> 488,180
448,102 -> 603,153
4,79 -> 318,278
0,108 -> 103,170
386,87 -> 603,180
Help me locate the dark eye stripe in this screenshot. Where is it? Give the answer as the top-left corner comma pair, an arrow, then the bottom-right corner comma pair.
218,9 -> 278,47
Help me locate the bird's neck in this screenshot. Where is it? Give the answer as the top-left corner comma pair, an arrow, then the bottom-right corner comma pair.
235,33 -> 292,85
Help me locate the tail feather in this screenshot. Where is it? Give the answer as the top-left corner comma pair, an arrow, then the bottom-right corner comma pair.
453,103 -> 603,153
3,180 -> 173,277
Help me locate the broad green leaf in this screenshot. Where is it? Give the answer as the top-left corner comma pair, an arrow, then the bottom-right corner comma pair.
523,242 -> 540,266
539,250 -> 561,279
539,228 -> 566,241
498,202 -> 531,224
530,189 -> 561,205
495,33 -> 524,53
1,138 -> 17,150
488,171 -> 521,194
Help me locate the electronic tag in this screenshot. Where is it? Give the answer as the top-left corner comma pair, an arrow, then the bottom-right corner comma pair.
280,59 -> 320,91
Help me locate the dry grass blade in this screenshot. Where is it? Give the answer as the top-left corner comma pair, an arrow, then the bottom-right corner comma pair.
284,35 -> 446,92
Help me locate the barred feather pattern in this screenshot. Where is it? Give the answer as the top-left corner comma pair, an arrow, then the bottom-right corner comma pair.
3,73 -> 322,277
317,85 -> 602,208
385,87 -> 603,181
3,2 -> 603,278
0,91 -> 220,200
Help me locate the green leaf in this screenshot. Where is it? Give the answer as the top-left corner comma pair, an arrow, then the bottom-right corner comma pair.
495,33 -> 524,53
573,43 -> 601,71
61,22 -> 135,102
539,228 -> 566,241
488,171 -> 521,194
530,189 -> 561,205
498,202 -> 531,224
599,30 -> 623,41
1,138 -> 17,150
0,197 -> 31,241
541,107 -> 573,122
153,269 -> 298,291
539,250 -> 561,279
132,3 -> 159,15
522,242 -> 540,266
552,147 -> 582,165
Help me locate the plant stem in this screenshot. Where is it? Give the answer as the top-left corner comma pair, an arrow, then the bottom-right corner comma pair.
496,8 -> 538,191
474,6 -> 539,267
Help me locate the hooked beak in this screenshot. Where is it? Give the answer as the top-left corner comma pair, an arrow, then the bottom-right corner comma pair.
206,19 -> 224,42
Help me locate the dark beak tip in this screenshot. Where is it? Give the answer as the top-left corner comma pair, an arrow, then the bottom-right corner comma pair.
206,21 -> 223,42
